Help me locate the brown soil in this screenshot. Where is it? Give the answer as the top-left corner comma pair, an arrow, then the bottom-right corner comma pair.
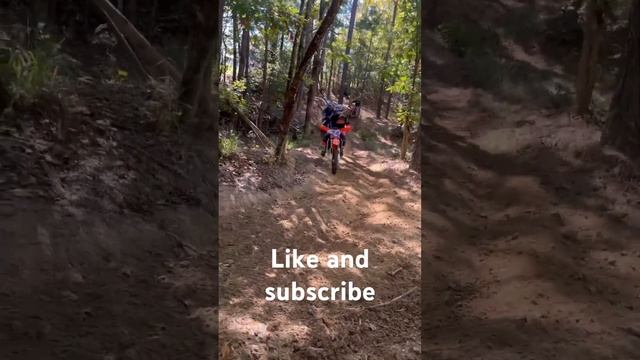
424,86 -> 640,360
423,4 -> 640,357
0,75 -> 217,358
219,109 -> 421,359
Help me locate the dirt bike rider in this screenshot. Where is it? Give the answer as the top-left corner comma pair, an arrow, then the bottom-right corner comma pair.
319,101 -> 351,157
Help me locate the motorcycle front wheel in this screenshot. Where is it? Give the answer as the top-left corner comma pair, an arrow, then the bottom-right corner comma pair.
331,148 -> 339,175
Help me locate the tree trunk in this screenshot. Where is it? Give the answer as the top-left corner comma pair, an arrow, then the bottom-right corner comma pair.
318,0 -> 328,93
359,31 -> 375,98
238,18 -> 250,81
338,0 -> 358,104
304,0 -> 327,137
221,35 -> 227,85
412,0 -> 427,172
303,78 -> 317,137
275,0 -> 345,162
199,0 -> 224,131
335,65 -> 342,95
296,0 -> 316,111
279,32 -> 285,56
376,0 -> 398,118
352,37 -> 364,91
575,0 -> 605,116
327,56 -> 335,98
286,0 -> 307,89
384,92 -> 392,119
257,33 -> 270,128
211,0 -> 224,131
319,63 -> 325,91
178,0 -> 219,128
319,28 -> 334,93
298,0 -> 315,66
261,34 -> 269,95
601,0 -> 640,157
232,12 -> 238,82
401,52 -> 420,161
243,31 -> 250,80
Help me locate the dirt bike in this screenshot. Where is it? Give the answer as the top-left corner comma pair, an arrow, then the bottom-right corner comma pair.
320,124 -> 352,175
347,100 -> 361,120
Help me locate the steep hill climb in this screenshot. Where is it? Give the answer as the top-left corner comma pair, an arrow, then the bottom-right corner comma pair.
219,109 -> 421,359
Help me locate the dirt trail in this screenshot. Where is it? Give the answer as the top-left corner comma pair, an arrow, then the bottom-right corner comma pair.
219,109 -> 420,359
423,83 -> 640,359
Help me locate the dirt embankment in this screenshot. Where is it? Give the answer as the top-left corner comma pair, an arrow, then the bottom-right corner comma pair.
0,60 -> 217,359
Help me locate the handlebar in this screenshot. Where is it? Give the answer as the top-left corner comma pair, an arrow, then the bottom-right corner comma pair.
320,124 -> 352,134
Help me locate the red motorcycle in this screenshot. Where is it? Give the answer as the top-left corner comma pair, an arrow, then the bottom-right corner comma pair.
319,123 -> 352,175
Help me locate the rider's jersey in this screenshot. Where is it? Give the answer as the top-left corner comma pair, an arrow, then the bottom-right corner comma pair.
322,113 -> 349,129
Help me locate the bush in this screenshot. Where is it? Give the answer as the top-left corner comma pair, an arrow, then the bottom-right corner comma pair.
220,80 -> 248,114
0,34 -> 63,102
220,132 -> 239,158
8,47 -> 57,98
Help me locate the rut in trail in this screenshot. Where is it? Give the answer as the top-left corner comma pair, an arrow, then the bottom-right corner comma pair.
219,109 -> 421,359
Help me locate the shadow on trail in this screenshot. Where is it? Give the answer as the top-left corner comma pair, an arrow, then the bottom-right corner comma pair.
0,201 -> 217,360
423,118 -> 640,359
